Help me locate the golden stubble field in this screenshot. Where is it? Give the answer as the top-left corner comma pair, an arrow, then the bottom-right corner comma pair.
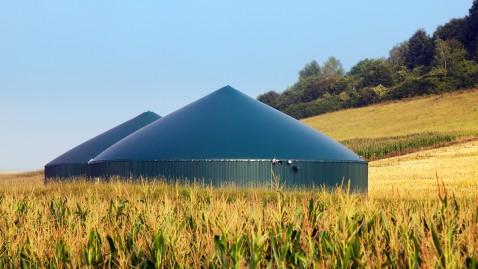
369,139 -> 478,198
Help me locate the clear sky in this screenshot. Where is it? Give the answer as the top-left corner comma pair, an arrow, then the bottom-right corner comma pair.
0,1 -> 473,171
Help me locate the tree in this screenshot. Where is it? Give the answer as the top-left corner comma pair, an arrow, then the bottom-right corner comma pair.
257,91 -> 280,108
405,29 -> 434,69
434,18 -> 466,43
350,88 -> 379,107
433,38 -> 466,70
447,59 -> 478,89
274,88 -> 302,111
463,0 -> 478,60
423,67 -> 452,93
297,76 -> 326,102
389,41 -> 409,69
299,60 -> 322,79
284,94 -> 344,119
322,56 -> 344,78
428,38 -> 478,92
329,77 -> 350,95
348,58 -> 394,88
386,66 -> 430,99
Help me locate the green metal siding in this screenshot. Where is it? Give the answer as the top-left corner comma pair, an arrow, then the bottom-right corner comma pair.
89,159 -> 367,192
44,164 -> 88,182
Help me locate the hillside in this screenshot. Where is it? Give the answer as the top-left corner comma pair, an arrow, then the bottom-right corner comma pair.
301,89 -> 478,140
300,89 -> 478,160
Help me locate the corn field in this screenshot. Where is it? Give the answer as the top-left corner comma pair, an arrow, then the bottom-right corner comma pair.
341,132 -> 476,161
0,174 -> 477,268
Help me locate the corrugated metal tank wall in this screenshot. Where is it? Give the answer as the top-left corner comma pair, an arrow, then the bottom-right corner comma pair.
44,164 -> 88,181
89,159 -> 367,192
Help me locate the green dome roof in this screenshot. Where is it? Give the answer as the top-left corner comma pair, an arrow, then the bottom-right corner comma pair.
91,86 -> 363,163
46,111 -> 160,166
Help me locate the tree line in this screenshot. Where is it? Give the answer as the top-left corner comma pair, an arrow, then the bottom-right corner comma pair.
258,0 -> 478,119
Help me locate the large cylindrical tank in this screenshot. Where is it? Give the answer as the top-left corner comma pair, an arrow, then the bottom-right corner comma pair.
45,111 -> 160,181
89,86 -> 367,192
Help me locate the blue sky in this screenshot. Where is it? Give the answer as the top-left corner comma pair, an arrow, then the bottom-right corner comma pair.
0,0 -> 473,170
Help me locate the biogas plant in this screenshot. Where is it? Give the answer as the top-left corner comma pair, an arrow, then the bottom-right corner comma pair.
45,86 -> 367,192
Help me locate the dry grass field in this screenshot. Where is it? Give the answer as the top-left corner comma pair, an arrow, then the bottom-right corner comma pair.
301,89 -> 478,140
0,171 -> 22,175
369,139 -> 478,198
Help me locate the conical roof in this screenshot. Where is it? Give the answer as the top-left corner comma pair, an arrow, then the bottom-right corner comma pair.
46,111 -> 160,166
91,86 -> 363,163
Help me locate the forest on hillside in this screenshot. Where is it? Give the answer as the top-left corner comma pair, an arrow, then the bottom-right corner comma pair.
258,0 -> 478,119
